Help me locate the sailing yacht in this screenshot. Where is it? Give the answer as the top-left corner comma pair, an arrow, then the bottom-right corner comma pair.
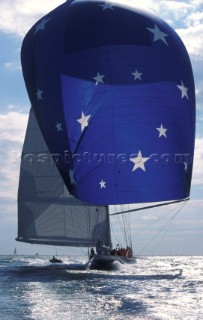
17,0 -> 195,269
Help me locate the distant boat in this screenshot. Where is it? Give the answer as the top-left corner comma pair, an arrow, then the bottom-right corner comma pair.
17,1 -> 195,270
49,256 -> 62,264
14,248 -> 17,255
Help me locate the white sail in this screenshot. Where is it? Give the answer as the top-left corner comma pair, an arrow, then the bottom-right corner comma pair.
16,108 -> 111,248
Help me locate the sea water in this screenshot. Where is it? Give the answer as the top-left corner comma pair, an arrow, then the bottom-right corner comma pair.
0,255 -> 202,320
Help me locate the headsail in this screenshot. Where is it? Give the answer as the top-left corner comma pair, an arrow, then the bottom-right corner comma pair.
17,108 -> 111,247
21,0 -> 195,206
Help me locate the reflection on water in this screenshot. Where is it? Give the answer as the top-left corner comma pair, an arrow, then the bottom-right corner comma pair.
0,256 -> 202,320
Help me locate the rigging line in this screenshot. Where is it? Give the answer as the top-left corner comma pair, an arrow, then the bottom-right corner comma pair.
121,210 -> 128,245
109,198 -> 189,216
137,201 -> 188,256
127,208 -> 132,241
110,220 -> 120,245
111,212 -> 126,247
122,213 -> 128,245
150,200 -> 188,253
123,212 -> 131,245
150,217 -> 173,254
63,184 -> 67,237
131,200 -> 186,241
116,214 -> 122,245
111,206 -> 131,246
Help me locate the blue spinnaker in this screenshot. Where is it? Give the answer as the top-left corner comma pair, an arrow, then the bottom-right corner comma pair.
21,0 -> 195,205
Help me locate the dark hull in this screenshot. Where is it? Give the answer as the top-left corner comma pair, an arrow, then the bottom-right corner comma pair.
90,254 -> 136,270
49,258 -> 62,263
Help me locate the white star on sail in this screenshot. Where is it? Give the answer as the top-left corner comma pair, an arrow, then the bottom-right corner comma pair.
55,121 -> 63,132
77,111 -> 91,132
156,124 -> 167,138
34,17 -> 51,35
69,169 -> 76,185
93,72 -> 105,85
99,180 -> 106,188
99,3 -> 114,10
130,150 -> 150,172
177,81 -> 189,99
146,24 -> 168,45
36,88 -> 43,100
132,70 -> 142,80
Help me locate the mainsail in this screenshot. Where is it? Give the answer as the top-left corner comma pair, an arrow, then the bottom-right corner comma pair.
17,108 -> 111,247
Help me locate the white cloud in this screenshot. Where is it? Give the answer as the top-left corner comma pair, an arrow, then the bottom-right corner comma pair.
0,158 -> 20,201
192,138 -> 203,185
0,201 -> 17,223
0,111 -> 28,202
0,0 -> 201,38
4,61 -> 21,71
0,111 -> 28,142
187,10 -> 203,26
129,1 -> 203,64
176,24 -> 203,59
0,0 -> 64,37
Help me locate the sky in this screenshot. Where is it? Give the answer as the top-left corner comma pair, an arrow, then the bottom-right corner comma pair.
0,0 -> 203,256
